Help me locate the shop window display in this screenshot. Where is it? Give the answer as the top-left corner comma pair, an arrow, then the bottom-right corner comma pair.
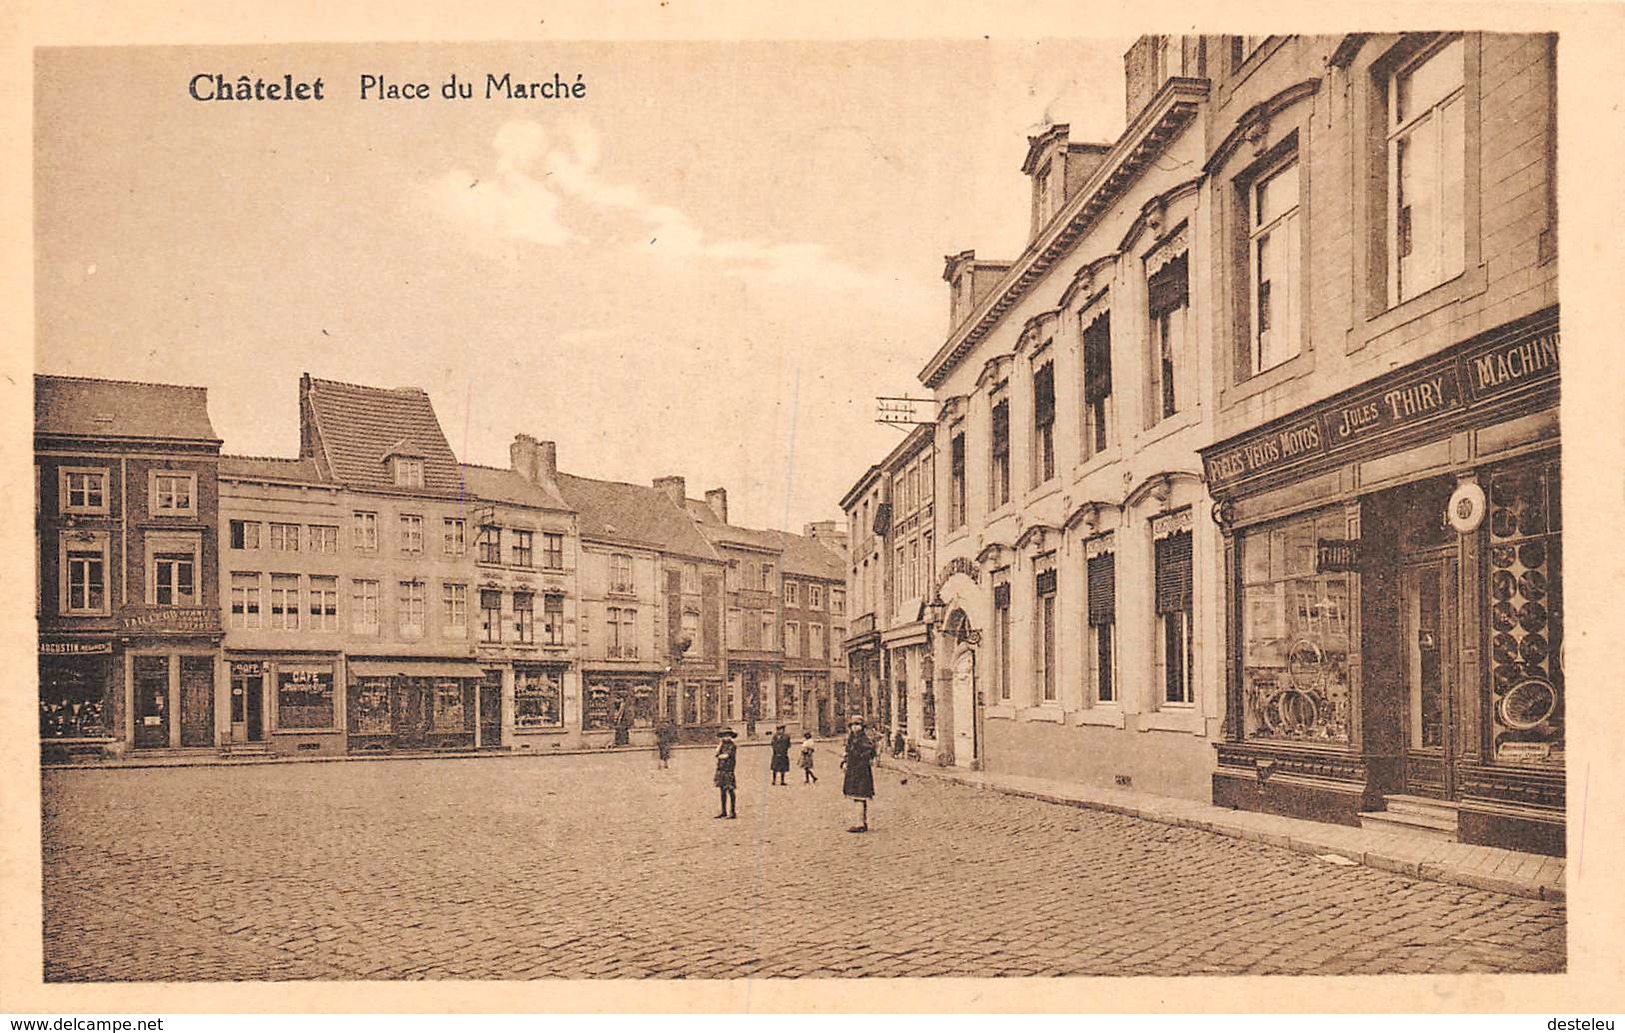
1241,511 -> 1353,743
431,679 -> 466,731
1487,458 -> 1563,767
514,668 -> 563,728
351,677 -> 392,735
39,658 -> 110,738
277,665 -> 335,729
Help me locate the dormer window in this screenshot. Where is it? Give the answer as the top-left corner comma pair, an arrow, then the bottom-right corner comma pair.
393,457 -> 424,488
1037,160 -> 1057,224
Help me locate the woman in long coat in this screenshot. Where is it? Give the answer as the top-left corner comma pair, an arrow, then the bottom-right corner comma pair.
769,725 -> 792,785
839,717 -> 876,832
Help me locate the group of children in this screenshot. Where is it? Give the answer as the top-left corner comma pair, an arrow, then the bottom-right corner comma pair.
692,717 -> 878,833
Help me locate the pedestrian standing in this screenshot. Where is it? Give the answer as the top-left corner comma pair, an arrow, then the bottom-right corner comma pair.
799,731 -> 818,784
713,728 -> 738,819
656,720 -> 675,769
769,724 -> 792,785
839,717 -> 876,833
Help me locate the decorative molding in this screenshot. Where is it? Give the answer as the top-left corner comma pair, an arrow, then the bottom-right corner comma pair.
976,353 -> 1015,392
1118,177 -> 1200,254
1203,78 -> 1321,176
1122,469 -> 1204,509
975,541 -> 1010,567
1016,309 -> 1061,355
1058,253 -> 1119,311
1063,498 -> 1117,533
1143,220 -> 1191,277
1084,532 -> 1116,559
1013,523 -> 1060,553
1150,506 -> 1194,540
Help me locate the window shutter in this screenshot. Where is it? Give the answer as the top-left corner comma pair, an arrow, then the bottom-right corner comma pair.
1035,569 -> 1057,596
1087,553 -> 1116,626
992,581 -> 1011,609
1033,363 -> 1055,427
666,568 -> 683,653
1083,313 -> 1113,401
702,574 -> 721,657
1155,531 -> 1193,614
1147,254 -> 1189,315
991,400 -> 1010,452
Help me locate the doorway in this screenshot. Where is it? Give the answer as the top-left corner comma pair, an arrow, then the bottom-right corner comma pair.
132,655 -> 170,749
179,656 -> 215,747
479,670 -> 503,748
1400,554 -> 1458,798
231,665 -> 265,742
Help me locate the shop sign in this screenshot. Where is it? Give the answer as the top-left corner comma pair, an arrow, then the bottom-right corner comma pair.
1462,328 -> 1560,404
40,641 -> 114,656
120,607 -> 219,633
1315,539 -> 1362,573
1447,480 -> 1487,534
1497,741 -> 1552,763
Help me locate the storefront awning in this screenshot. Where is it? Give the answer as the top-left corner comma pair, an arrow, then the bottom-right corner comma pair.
348,659 -> 488,679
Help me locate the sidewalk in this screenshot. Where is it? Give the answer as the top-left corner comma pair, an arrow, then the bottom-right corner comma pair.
875,753 -> 1566,903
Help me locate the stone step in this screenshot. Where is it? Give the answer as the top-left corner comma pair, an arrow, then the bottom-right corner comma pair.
1383,794 -> 1461,822
1357,808 -> 1459,842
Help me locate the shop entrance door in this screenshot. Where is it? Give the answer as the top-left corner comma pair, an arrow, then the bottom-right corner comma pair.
1400,555 -> 1458,799
132,655 -> 170,749
231,669 -> 265,742
179,656 -> 215,747
479,670 -> 503,748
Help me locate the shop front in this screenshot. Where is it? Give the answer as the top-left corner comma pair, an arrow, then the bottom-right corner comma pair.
583,671 -> 659,745
1202,309 -> 1562,854
39,640 -> 118,759
346,658 -> 483,752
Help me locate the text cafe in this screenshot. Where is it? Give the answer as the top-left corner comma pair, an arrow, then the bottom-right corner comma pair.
1199,308 -> 1562,856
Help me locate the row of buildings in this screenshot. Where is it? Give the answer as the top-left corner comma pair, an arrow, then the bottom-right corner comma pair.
843,33 -> 1563,855
36,373 -> 849,760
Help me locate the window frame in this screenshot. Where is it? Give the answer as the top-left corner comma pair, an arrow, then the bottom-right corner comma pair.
229,519 -> 261,551
398,579 -> 426,638
230,571 -> 263,629
988,393 -> 1011,510
308,524 -> 338,554
1080,310 -> 1114,458
352,511 -> 379,553
442,581 -> 468,632
443,518 -> 467,557
60,534 -> 111,615
1248,156 -> 1303,377
268,573 -> 301,630
351,579 -> 381,634
269,521 -> 301,553
785,620 -> 801,657
399,514 -> 425,555
1032,358 -> 1057,487
512,529 -> 535,568
60,467 -> 109,515
542,532 -> 565,570
480,589 -> 503,643
478,525 -> 502,565
1386,34 -> 1467,308
513,590 -> 535,644
308,575 -> 339,631
150,470 -> 197,517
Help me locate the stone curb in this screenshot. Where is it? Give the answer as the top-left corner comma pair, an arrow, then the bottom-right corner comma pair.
875,755 -> 1564,903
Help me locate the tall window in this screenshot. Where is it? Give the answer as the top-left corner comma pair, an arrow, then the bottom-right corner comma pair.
989,579 -> 1011,701
351,580 -> 380,633
950,429 -> 967,529
513,591 -> 535,644
1082,314 -> 1113,456
229,520 -> 261,550
154,553 -> 197,606
610,553 -> 634,594
511,529 -> 534,567
309,524 -> 338,554
989,397 -> 1011,509
270,522 -> 300,552
785,580 -> 800,606
681,610 -> 701,656
399,514 -> 424,555
308,575 -> 338,630
785,620 -> 801,657
1154,520 -> 1195,705
64,546 -> 107,613
1033,360 -> 1056,485
608,607 -> 638,657
682,562 -> 698,592
810,623 -> 826,659
542,533 -> 564,570
1250,161 -> 1302,374
443,582 -> 468,631
478,526 -> 501,564
543,593 -> 564,646
230,572 -> 262,629
809,585 -> 823,610
760,612 -> 775,650
1389,36 -> 1466,304
831,588 -> 845,615
760,563 -> 776,591
1148,254 -> 1189,422
353,511 -> 378,552
269,573 -> 300,629
398,581 -> 426,637
480,590 -> 503,643
1035,565 -> 1057,703
1087,542 -> 1117,703
443,518 -> 466,556
152,472 -> 195,515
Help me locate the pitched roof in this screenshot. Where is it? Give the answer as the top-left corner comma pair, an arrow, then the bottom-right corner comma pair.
301,376 -> 462,494
555,472 -> 718,560
35,374 -> 219,443
693,512 -> 784,553
220,455 -> 326,483
459,464 -> 570,512
776,531 -> 846,580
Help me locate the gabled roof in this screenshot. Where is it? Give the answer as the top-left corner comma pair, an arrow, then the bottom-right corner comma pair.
35,374 -> 219,443
693,511 -> 784,554
220,454 -> 326,483
555,472 -> 718,561
459,463 -> 570,512
301,376 -> 462,494
775,531 -> 846,581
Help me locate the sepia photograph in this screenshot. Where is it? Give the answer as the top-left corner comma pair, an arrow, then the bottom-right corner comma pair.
8,4 -> 1624,1019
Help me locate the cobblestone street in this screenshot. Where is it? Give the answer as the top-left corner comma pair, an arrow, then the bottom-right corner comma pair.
41,747 -> 1565,981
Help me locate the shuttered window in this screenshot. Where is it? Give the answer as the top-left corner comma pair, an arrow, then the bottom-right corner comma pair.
1155,531 -> 1193,615
1087,552 -> 1116,626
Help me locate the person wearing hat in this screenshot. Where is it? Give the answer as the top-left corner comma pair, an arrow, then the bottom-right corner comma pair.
839,716 -> 876,832
713,728 -> 738,819
769,724 -> 792,785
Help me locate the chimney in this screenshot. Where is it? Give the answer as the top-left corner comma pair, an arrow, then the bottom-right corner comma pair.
705,488 -> 729,524
510,433 -> 539,482
537,440 -> 557,480
653,476 -> 687,507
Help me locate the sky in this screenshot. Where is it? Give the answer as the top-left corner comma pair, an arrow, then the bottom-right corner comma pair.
35,39 -> 1133,531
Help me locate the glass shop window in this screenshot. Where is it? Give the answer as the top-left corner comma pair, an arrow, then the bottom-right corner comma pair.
1487,457 -> 1563,768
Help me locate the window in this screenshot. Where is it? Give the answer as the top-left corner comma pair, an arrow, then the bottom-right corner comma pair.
760,563 -> 776,591
269,522 -> 300,552
909,541 -> 920,600
277,665 -> 334,730
1082,313 -> 1113,456
682,562 -> 698,592
61,468 -> 108,514
296,576 -> 333,631
1389,36 -> 1466,304
154,553 -> 197,606
1154,518 -> 1195,706
831,588 -> 845,615
230,572 -> 262,628
393,457 -> 424,488
515,668 -> 563,728
785,580 -> 800,606
785,621 -> 801,657
514,591 -> 535,644
950,428 -> 967,529
1033,360 -> 1056,485
443,518 -> 466,556
810,623 -> 826,659
989,397 -> 1010,509
809,585 -> 823,610
993,578 -> 1012,701
681,610 -> 700,656
543,593 -> 564,646
351,580 -> 381,633
1148,254 -> 1189,422
610,553 -> 634,594
1035,564 -> 1057,703
1087,542 -> 1117,703
151,472 -> 195,515
269,573 -> 300,629
480,589 -> 503,643
309,524 -> 338,553
399,514 -> 424,555
760,612 -> 775,650
398,580 -> 426,637
512,529 -> 534,567
478,526 -> 501,564
608,607 -> 638,658
1250,161 -> 1302,374
443,582 -> 468,631
353,511 -> 378,552
229,519 -> 260,550
1036,159 -> 1057,223
542,533 -> 564,570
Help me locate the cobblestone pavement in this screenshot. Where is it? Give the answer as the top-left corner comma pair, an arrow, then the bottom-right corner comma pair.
41,747 -> 1565,981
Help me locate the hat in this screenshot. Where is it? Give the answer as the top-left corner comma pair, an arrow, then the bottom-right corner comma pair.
719,728 -> 737,738
849,716 -> 866,728
775,724 -> 786,731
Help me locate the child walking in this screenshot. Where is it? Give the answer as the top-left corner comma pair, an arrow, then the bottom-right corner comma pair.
799,731 -> 818,784
713,728 -> 737,819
